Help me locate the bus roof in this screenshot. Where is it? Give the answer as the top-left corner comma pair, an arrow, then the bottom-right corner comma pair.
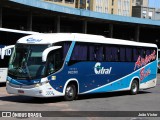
17,33 -> 157,48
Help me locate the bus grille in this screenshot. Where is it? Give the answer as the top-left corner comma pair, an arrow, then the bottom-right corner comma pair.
9,83 -> 35,89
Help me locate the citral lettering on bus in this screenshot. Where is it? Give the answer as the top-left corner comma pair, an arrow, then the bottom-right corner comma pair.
94,62 -> 112,75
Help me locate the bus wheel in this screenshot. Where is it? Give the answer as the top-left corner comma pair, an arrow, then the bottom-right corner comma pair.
130,80 -> 139,95
64,84 -> 76,101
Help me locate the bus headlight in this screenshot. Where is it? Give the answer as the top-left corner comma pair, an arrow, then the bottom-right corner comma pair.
41,80 -> 49,85
34,80 -> 50,87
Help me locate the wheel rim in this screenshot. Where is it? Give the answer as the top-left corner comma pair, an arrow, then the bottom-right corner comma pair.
66,86 -> 74,98
132,83 -> 137,93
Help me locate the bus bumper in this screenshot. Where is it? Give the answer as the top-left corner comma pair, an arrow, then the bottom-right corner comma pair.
6,82 -> 64,98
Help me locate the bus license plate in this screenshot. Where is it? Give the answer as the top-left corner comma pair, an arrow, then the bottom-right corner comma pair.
18,90 -> 24,94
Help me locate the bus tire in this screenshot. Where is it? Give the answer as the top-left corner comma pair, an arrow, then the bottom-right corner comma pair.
130,80 -> 139,95
64,84 -> 76,101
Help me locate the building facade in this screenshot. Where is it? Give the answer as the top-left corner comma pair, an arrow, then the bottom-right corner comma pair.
75,0 -> 90,10
89,0 -> 132,16
44,0 -> 132,16
155,9 -> 160,20
132,0 -> 156,19
132,6 -> 155,19
44,0 -> 90,10
89,0 -> 110,14
132,0 -> 148,7
44,0 -> 76,8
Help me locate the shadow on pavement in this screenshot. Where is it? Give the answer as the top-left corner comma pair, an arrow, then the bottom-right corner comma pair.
0,91 -> 151,104
77,91 -> 151,101
0,95 -> 64,104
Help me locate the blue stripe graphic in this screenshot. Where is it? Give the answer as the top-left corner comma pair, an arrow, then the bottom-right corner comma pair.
65,41 -> 75,62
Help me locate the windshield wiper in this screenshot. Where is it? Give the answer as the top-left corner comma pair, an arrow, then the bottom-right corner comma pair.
24,62 -> 32,79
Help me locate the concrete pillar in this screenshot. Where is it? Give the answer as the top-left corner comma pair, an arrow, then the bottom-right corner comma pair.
83,20 -> 87,34
55,16 -> 60,33
27,11 -> 32,31
135,25 -> 140,42
0,6 -> 2,28
109,23 -> 113,38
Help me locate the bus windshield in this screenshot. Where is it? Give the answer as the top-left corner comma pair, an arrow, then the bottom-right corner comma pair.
8,44 -> 49,79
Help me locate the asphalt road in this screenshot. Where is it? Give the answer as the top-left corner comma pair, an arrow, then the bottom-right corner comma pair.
0,74 -> 160,120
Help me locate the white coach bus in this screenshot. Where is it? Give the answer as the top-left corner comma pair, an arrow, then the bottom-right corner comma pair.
5,33 -> 158,101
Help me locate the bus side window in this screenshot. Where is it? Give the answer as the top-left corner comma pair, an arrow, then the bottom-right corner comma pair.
63,42 -> 71,60
126,47 -> 132,62
150,49 -> 157,61
55,49 -> 63,71
69,43 -> 88,65
143,49 -> 146,57
111,46 -> 119,61
119,47 -> 125,62
47,53 -> 55,75
133,48 -> 139,61
146,49 -> 151,56
89,45 -> 95,61
105,46 -> 111,61
94,45 -> 103,61
47,49 -> 63,75
140,49 -> 145,58
54,41 -> 71,61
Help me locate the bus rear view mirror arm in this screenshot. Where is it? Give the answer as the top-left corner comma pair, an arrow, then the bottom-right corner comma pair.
1,45 -> 15,59
42,46 -> 62,62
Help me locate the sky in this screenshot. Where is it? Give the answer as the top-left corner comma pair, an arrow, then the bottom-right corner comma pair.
149,0 -> 160,8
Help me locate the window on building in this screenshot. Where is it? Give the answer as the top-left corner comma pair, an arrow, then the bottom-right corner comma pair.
111,8 -> 114,14
54,0 -> 62,2
65,0 -> 74,3
96,6 -> 98,12
100,7 -> 102,12
87,0 -> 90,10
112,0 -> 114,5
98,6 -> 100,12
118,0 -> 121,8
142,10 -> 147,18
149,11 -> 153,19
105,7 -> 108,13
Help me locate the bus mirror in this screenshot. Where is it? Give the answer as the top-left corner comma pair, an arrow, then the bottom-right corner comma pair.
42,46 -> 62,62
1,45 -> 15,59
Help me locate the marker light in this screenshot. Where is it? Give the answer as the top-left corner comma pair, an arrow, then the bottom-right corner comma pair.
51,76 -> 56,80
35,83 -> 40,87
